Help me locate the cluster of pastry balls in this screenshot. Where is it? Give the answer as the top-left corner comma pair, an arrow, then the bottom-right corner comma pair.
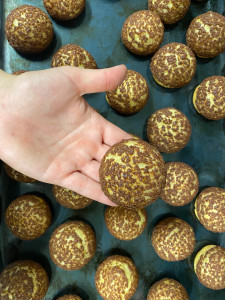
4,1 -> 86,53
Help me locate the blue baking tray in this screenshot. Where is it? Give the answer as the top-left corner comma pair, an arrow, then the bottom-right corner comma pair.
1,0 -> 225,299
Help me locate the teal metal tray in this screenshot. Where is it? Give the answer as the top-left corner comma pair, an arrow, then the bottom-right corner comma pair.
1,0 -> 225,299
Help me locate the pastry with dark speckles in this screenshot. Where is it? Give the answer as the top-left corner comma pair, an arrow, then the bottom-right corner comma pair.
51,44 -> 97,69
147,108 -> 192,153
148,0 -> 191,24
5,194 -> 52,240
106,70 -> 149,115
147,278 -> 189,300
49,220 -> 96,270
186,11 -> 225,58
151,217 -> 196,261
194,245 -> 225,290
104,206 -> 147,240
150,43 -> 196,88
95,255 -> 139,300
121,10 -> 164,56
160,162 -> 199,206
5,5 -> 53,54
53,185 -> 93,209
195,187 -> 225,233
193,76 -> 225,120
0,260 -> 49,300
99,138 -> 166,208
4,163 -> 36,183
56,296 -> 82,300
43,0 -> 85,21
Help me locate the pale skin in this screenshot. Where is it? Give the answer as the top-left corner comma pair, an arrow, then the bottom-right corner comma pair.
0,65 -> 131,206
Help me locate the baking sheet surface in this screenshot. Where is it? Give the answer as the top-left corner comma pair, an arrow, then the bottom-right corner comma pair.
1,0 -> 225,299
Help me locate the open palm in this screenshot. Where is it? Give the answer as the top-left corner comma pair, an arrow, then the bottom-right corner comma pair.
0,65 -> 131,205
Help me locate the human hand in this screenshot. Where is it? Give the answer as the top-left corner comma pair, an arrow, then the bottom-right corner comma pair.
0,65 -> 131,205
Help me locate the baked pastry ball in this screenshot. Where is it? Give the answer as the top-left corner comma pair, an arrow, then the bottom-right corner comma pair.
56,296 -> 82,300
43,0 -> 85,21
121,10 -> 164,56
5,194 -> 52,240
193,76 -> 225,120
104,206 -> 147,240
160,162 -> 199,206
0,260 -> 49,300
147,108 -> 192,153
53,185 -> 93,209
148,0 -> 191,24
49,220 -> 96,270
95,255 -> 139,300
4,163 -> 36,183
150,43 -> 196,88
194,245 -> 225,290
147,278 -> 189,300
5,5 -> 53,54
51,44 -> 97,69
106,70 -> 149,115
99,138 -> 166,208
151,217 -> 195,261
186,11 -> 225,58
195,187 -> 225,233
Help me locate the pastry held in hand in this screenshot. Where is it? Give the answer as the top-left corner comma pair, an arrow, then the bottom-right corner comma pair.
99,138 -> 166,208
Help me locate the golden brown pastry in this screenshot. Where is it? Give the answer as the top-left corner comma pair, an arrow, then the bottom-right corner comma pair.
106,70 -> 149,115
150,43 -> 196,88
121,10 -> 164,56
186,11 -> 225,58
5,194 -> 52,240
5,5 -> 53,54
151,217 -> 196,261
99,138 -> 166,208
95,255 -> 139,300
148,0 -> 191,24
49,221 -> 96,270
4,163 -> 36,183
147,108 -> 192,153
0,260 -> 49,300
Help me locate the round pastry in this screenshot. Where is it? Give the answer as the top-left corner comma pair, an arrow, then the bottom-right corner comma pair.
195,187 -> 225,233
194,245 -> 225,290
95,255 -> 139,300
5,194 -> 52,240
121,10 -> 164,56
0,260 -> 49,300
151,217 -> 196,261
106,70 -> 149,115
147,108 -> 192,153
52,185 -> 93,209
4,163 -> 36,183
56,296 -> 82,300
104,206 -> 147,240
12,70 -> 26,75
5,5 -> 53,54
147,278 -> 189,300
43,0 -> 85,21
51,44 -> 97,69
99,138 -> 166,208
186,11 -> 225,58
193,76 -> 225,120
150,42 -> 196,88
160,162 -> 199,206
148,0 -> 191,24
49,220 -> 96,270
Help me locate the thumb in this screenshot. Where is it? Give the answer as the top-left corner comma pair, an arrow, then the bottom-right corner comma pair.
61,64 -> 127,95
